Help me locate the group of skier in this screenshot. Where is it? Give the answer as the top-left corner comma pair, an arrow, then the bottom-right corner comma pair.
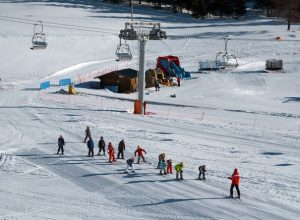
56,126 -> 241,199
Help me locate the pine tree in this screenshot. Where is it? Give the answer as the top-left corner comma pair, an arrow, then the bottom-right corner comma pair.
192,0 -> 208,19
233,0 -> 246,19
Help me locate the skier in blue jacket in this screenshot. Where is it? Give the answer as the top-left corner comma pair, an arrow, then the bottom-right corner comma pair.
87,138 -> 94,157
159,159 -> 167,175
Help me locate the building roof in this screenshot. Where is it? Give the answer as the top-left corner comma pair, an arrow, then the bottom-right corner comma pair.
95,68 -> 138,79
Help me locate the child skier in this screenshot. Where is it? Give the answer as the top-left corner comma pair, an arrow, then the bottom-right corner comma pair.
154,78 -> 160,91
228,168 -> 241,199
57,135 -> 65,155
117,139 -> 125,159
134,145 -> 147,164
97,136 -> 106,156
175,162 -> 184,180
198,165 -> 206,180
108,142 -> 117,163
84,126 -> 91,143
157,153 -> 166,168
159,159 -> 167,175
166,159 -> 173,174
87,138 -> 94,157
124,156 -> 135,174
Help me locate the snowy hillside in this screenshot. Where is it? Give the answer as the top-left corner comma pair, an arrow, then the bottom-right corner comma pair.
0,1 -> 300,219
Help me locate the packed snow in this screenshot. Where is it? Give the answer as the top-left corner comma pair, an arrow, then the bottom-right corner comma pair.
0,1 -> 300,219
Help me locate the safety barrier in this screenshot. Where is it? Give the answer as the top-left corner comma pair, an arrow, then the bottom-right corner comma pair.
39,81 -> 50,90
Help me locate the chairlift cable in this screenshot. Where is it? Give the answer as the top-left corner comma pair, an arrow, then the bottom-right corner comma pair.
0,15 -> 117,32
0,15 -> 117,35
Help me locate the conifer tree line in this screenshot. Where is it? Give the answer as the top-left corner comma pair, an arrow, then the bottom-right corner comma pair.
108,0 -> 300,23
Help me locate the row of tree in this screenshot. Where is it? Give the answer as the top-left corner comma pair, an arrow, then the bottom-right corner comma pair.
108,0 -> 300,28
110,0 -> 247,19
256,0 -> 300,30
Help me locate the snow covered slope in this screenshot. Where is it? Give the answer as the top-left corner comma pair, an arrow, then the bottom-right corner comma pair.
0,1 -> 300,219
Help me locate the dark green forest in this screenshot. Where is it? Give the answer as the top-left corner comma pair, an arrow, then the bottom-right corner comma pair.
106,0 -> 300,22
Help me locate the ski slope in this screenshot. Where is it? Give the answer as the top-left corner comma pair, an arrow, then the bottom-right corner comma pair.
0,1 -> 300,219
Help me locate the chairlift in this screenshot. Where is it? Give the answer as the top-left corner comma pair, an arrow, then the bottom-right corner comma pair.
119,23 -> 137,41
115,40 -> 132,61
215,37 -> 238,68
149,23 -> 167,40
31,21 -> 47,50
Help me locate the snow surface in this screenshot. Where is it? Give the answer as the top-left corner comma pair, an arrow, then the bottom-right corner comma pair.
0,1 -> 300,219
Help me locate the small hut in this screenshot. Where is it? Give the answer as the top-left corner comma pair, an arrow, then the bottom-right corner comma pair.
95,68 -> 138,93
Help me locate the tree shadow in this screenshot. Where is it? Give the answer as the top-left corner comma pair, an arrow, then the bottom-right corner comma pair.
82,172 -> 122,177
283,97 -> 300,103
133,197 -> 228,207
275,163 -> 293,166
125,178 -> 175,184
261,152 -> 283,156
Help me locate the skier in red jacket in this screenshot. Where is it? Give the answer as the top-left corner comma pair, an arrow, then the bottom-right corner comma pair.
134,145 -> 147,164
166,159 -> 173,174
228,168 -> 240,198
108,142 -> 117,163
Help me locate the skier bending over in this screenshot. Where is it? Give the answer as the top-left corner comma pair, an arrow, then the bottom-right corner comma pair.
159,159 -> 167,175
134,145 -> 147,164
124,156 -> 135,174
198,165 -> 206,180
228,168 -> 241,199
57,135 -> 65,155
166,159 -> 173,174
175,162 -> 184,180
157,153 -> 166,168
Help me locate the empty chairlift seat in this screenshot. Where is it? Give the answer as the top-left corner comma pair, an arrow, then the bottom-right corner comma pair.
115,43 -> 132,61
31,21 -> 48,50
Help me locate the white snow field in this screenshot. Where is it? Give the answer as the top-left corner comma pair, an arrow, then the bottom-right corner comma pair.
1,1 -> 300,219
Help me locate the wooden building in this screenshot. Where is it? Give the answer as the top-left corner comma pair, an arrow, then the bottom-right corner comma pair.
95,68 -> 138,93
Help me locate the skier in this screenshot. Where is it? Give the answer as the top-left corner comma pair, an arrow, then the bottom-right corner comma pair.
84,126 -> 91,143
228,168 -> 241,199
124,156 -> 135,174
198,165 -> 206,180
177,77 -> 181,87
175,162 -> 184,180
117,139 -> 125,159
166,159 -> 173,174
134,145 -> 147,164
87,138 -> 94,157
108,142 -> 117,163
159,159 -> 167,175
157,153 -> 166,168
97,136 -> 106,156
57,135 -> 65,155
154,78 -> 160,91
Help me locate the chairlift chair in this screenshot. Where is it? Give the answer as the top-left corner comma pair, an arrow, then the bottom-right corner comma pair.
215,37 -> 238,68
115,41 -> 132,61
119,23 -> 137,41
31,21 -> 47,50
149,23 -> 167,40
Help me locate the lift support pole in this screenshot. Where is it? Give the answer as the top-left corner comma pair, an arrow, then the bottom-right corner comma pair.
138,37 -> 147,115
